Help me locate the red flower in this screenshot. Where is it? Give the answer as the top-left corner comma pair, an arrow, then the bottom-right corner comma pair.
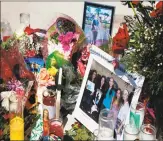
25,50 -> 36,57
24,26 -> 40,35
112,23 -> 129,54
131,1 -> 140,5
3,114 -> 10,120
0,129 -> 3,136
150,1 -> 163,17
3,36 -> 11,42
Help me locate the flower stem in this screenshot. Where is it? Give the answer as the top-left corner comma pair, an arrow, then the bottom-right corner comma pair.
129,2 -> 142,26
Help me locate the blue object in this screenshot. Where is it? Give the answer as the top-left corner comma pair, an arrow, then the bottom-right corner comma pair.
103,89 -> 115,109
24,57 -> 45,73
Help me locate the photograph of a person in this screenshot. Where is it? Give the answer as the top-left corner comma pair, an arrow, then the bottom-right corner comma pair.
82,2 -> 114,53
79,58 -> 135,138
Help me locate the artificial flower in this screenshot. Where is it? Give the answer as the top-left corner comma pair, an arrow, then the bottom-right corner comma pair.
77,60 -> 86,77
131,1 -> 140,5
3,36 -> 11,42
112,23 -> 129,54
7,79 -> 24,91
38,68 -> 55,86
15,88 -> 25,97
3,113 -> 10,120
0,129 -> 3,136
58,32 -> 78,52
24,26 -> 42,35
150,1 -> 163,17
47,66 -> 58,77
25,49 -> 36,58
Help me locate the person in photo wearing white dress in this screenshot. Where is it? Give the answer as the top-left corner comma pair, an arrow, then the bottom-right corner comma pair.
115,89 -> 130,137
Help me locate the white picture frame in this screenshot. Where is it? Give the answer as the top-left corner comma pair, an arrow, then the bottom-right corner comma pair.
73,45 -> 145,140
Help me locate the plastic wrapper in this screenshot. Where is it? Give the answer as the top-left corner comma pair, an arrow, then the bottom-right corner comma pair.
0,43 -> 29,82
42,13 -> 86,62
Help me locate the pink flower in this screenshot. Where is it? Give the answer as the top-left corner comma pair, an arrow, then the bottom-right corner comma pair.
7,79 -> 24,91
16,88 -> 24,97
58,32 -> 78,52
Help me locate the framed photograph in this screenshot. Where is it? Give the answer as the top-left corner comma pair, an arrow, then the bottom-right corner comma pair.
73,45 -> 145,140
82,2 -> 115,53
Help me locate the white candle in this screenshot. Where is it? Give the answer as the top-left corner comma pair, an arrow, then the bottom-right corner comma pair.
56,68 -> 62,119
139,125 -> 156,140
98,128 -> 114,140
123,125 -> 139,140
58,68 -> 62,85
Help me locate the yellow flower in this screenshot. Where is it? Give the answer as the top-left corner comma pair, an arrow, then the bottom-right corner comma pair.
48,66 -> 58,76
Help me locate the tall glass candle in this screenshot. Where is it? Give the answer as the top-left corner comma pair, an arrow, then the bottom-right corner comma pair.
139,124 -> 156,140
130,102 -> 145,129
123,124 -> 139,140
49,119 -> 64,139
10,96 -> 24,140
98,109 -> 114,140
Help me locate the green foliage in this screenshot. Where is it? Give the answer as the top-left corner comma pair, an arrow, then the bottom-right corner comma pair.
120,2 -> 163,96
65,122 -> 94,141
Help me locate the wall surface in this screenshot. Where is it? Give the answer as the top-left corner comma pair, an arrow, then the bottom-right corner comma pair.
1,2 -> 134,36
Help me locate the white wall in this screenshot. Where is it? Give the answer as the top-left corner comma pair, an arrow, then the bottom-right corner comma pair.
1,2 -> 134,36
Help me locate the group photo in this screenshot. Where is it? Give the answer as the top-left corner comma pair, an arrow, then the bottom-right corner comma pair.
79,58 -> 135,137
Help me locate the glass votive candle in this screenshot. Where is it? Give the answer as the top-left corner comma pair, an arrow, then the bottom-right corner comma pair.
130,102 -> 145,129
42,89 -> 56,119
49,119 -> 64,139
98,109 -> 114,140
139,124 -> 156,140
123,124 -> 139,140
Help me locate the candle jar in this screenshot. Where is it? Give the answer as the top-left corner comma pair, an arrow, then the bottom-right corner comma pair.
123,124 -> 139,140
49,119 -> 64,139
42,89 -> 56,119
97,109 -> 114,140
130,102 -> 145,129
139,124 -> 156,140
10,95 -> 24,140
20,13 -> 30,27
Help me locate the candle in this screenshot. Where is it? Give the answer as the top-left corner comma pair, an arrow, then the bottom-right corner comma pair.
123,124 -> 139,140
130,102 -> 145,129
58,68 -> 62,85
139,124 -> 156,140
49,119 -> 63,138
56,68 -> 62,119
10,116 -> 24,140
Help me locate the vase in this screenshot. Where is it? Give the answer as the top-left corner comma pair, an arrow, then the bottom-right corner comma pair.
10,95 -> 24,140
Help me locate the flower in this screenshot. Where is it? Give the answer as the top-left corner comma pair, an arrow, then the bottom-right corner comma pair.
25,49 -> 36,57
3,113 -> 10,120
58,32 -> 78,52
7,79 -> 24,91
38,68 -> 55,86
131,1 -> 140,5
0,129 -> 3,136
24,26 -> 41,35
15,88 -> 24,97
47,66 -> 58,77
3,36 -> 11,42
112,23 -> 129,54
150,1 -> 163,17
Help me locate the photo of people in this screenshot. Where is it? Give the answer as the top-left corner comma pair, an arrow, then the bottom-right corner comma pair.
79,58 -> 134,138
82,2 -> 114,53
43,109 -> 50,136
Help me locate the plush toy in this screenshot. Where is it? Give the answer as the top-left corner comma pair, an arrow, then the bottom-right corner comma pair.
1,91 -> 17,112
